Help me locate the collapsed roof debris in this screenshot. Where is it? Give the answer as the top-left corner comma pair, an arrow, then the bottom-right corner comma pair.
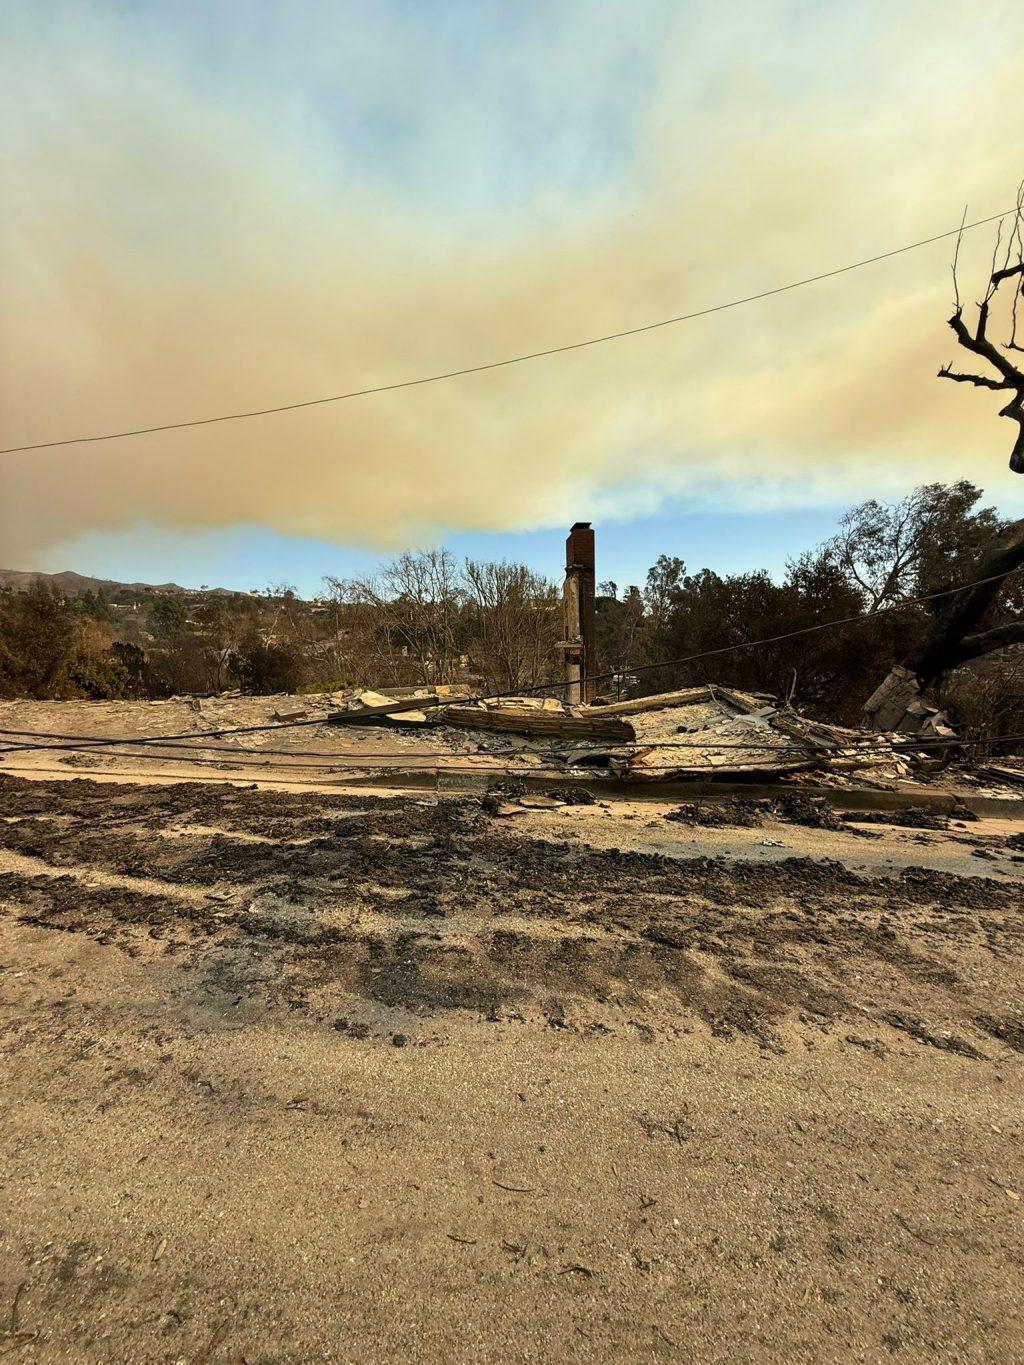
862,666 -> 957,741
327,683 -> 924,783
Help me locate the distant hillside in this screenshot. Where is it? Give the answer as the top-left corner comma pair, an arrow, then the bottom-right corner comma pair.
0,569 -> 235,598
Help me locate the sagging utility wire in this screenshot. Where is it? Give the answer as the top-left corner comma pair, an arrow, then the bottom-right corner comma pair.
0,728 -> 814,757
0,209 -> 1011,456
0,566 -> 1019,762
1,729 -> 1023,763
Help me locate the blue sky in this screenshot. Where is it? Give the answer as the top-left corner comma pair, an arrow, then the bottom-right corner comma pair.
55,504 -> 848,596
2,1 -> 1024,591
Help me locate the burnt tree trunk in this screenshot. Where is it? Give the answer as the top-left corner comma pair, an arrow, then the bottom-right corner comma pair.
910,517 -> 1024,687
862,519 -> 1024,733
864,191 -> 1024,728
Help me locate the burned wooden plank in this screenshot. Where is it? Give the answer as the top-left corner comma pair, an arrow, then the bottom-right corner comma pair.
327,695 -> 437,726
587,686 -> 719,717
436,705 -> 634,742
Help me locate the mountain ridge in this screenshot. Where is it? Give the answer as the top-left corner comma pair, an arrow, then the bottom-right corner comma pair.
0,569 -> 235,597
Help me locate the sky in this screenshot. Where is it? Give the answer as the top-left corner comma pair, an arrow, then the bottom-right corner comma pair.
2,0 -> 1024,596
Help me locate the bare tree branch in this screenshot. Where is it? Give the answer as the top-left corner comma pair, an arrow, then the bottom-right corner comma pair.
913,517 -> 1024,686
951,621 -> 1024,667
991,261 -> 1024,288
941,182 -> 1024,474
982,215 -> 1007,308
1007,184 -> 1024,349
863,195 -> 1024,697
937,367 -> 1014,390
947,306 -> 1022,383
1000,392 -> 1024,473
951,202 -> 968,313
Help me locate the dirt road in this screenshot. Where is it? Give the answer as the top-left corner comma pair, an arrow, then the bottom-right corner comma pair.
1,775 -> 1022,1362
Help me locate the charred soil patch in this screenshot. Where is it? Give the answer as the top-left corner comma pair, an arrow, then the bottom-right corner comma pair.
2,776 -> 1024,1363
1,775 -> 1022,1053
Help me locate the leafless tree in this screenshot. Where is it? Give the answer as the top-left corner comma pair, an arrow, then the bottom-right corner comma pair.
463,559 -> 560,692
940,183 -> 1024,473
906,185 -> 1024,686
327,549 -> 464,686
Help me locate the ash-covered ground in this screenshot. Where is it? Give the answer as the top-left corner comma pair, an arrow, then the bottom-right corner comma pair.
1,774 -> 1022,1362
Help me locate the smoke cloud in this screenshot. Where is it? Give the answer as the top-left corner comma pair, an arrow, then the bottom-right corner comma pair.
2,1 -> 1024,567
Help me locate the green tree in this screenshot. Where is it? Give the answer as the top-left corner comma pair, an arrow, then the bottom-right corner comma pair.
148,595 -> 189,638
0,580 -> 79,698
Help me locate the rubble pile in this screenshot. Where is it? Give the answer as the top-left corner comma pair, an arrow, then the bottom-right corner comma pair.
327,682 -> 935,784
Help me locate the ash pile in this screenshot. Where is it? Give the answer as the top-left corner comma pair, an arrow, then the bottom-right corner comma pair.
326,683 -> 933,785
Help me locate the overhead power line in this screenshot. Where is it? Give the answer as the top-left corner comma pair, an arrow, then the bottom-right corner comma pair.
605,571 -> 1015,685
0,729 -> 1020,763
0,208 -> 1011,456
0,727 -> 809,755
0,566 -> 1018,761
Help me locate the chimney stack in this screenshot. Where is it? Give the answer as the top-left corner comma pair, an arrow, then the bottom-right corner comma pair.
562,522 -> 596,704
